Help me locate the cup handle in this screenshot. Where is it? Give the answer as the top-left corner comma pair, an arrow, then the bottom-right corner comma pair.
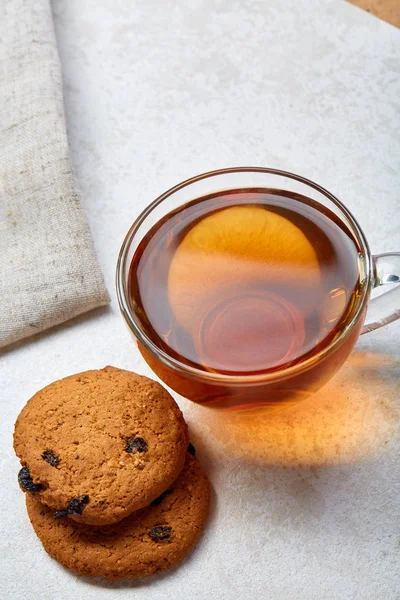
361,253 -> 400,334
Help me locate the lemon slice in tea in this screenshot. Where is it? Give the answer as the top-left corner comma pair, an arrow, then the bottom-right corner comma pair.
168,205 -> 320,343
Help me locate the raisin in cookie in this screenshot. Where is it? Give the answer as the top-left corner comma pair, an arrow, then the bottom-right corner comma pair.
26,453 -> 210,580
14,366 -> 188,525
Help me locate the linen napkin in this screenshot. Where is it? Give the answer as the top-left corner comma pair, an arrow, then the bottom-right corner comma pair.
0,0 -> 110,349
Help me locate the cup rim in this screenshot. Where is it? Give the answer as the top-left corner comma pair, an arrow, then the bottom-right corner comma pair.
116,166 -> 372,384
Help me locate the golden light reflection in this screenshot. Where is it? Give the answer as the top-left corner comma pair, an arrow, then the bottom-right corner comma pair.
191,352 -> 400,467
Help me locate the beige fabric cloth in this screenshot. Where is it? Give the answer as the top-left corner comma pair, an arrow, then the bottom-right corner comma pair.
0,0 -> 110,349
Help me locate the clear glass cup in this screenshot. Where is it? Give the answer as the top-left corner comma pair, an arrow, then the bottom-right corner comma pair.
116,167 -> 400,410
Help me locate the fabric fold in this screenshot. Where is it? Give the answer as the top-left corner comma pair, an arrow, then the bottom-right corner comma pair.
0,0 -> 110,349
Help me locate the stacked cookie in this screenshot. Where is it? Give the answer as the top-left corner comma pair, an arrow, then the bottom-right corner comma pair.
13,366 -> 210,581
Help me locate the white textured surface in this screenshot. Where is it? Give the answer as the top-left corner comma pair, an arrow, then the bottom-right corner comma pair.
1,0 -> 400,598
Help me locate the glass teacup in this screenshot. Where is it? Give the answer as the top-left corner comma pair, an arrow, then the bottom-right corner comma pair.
117,168 -> 400,410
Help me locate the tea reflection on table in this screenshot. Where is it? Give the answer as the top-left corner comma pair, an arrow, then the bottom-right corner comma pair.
191,352 -> 399,467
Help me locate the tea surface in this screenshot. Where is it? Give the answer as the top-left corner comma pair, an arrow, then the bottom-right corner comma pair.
129,189 -> 361,375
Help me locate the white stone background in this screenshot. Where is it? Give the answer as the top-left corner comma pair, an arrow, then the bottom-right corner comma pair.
1,0 -> 399,598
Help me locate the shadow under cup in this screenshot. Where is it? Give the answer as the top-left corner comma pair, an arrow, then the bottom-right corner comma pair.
117,168 -> 372,411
